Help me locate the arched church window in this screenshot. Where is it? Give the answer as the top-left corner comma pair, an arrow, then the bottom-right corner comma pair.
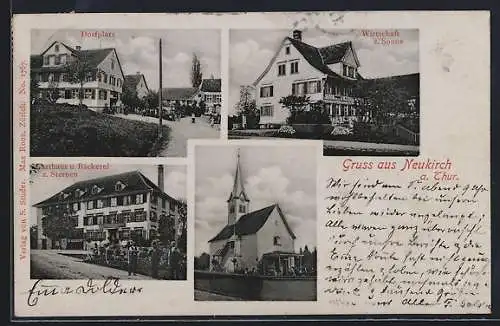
229,204 -> 235,213
239,204 -> 246,213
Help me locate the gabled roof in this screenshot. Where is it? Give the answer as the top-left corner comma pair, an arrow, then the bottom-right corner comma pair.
200,78 -> 221,93
33,170 -> 179,207
31,42 -> 125,80
124,74 -> 149,93
254,36 -> 360,86
319,41 -> 360,66
161,87 -> 199,101
208,204 -> 296,243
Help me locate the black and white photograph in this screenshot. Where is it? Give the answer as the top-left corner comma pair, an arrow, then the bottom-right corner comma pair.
30,29 -> 221,157
29,163 -> 187,280
194,144 -> 317,301
228,29 -> 419,156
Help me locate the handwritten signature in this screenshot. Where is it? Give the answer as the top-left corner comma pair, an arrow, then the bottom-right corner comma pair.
27,278 -> 143,307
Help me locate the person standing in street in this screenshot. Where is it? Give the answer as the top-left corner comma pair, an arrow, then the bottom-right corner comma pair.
127,243 -> 138,276
151,242 -> 160,279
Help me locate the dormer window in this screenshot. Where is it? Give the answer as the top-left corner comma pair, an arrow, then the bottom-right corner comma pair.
273,236 -> 281,246
115,181 -> 125,191
91,185 -> 102,195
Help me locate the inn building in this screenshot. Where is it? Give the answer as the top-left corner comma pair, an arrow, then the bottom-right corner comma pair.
33,167 -> 185,250
208,150 -> 302,274
30,41 -> 125,112
253,30 -> 419,127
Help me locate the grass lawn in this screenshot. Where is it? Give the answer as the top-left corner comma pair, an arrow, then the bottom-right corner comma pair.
31,104 -> 170,157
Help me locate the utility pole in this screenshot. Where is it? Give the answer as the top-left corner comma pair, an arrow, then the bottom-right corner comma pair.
158,38 -> 163,139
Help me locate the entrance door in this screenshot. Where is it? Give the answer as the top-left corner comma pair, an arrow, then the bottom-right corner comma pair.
42,239 -> 47,249
108,229 -> 118,242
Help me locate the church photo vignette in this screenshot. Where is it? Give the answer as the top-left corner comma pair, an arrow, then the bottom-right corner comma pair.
193,143 -> 318,301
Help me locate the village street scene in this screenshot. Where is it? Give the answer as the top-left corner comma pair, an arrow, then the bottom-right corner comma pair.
194,145 -> 317,301
228,29 -> 419,156
30,29 -> 221,157
30,164 -> 188,280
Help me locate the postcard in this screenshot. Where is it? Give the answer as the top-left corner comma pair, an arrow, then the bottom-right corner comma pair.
12,11 -> 490,318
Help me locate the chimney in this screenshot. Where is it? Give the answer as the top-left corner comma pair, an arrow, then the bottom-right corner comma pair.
158,165 -> 164,191
292,30 -> 302,41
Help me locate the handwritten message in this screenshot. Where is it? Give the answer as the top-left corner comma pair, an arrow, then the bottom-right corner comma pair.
27,278 -> 143,307
323,159 -> 490,313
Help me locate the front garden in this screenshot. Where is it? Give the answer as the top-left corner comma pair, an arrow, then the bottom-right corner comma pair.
31,103 -> 171,156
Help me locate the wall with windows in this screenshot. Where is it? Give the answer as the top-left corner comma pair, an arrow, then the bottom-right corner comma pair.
35,47 -> 124,111
256,207 -> 294,258
41,42 -> 72,67
255,38 -> 325,125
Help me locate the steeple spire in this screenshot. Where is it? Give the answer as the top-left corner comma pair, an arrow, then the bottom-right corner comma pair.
228,148 -> 248,202
227,148 -> 250,225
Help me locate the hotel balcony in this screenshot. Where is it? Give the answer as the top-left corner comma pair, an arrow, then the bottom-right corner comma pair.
102,222 -> 126,229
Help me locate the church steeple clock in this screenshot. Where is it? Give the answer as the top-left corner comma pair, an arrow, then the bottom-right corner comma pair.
227,148 -> 250,225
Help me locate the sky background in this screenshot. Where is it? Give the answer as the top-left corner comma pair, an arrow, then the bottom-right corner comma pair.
31,29 -> 221,91
30,164 -> 186,226
229,28 -> 419,115
194,145 -> 317,256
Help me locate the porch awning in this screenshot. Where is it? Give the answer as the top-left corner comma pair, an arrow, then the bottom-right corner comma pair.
262,251 -> 303,258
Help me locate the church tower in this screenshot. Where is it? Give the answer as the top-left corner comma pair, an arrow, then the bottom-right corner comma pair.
227,148 -> 250,225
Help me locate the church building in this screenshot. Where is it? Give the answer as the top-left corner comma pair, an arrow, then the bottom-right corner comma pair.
208,150 -> 301,274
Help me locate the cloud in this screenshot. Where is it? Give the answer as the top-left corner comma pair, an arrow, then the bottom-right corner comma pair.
229,39 -> 274,114
165,170 -> 187,201
31,30 -> 221,91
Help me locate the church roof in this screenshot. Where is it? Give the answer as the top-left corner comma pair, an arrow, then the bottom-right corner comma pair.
208,204 -> 296,242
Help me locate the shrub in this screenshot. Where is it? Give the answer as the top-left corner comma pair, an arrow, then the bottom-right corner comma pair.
287,108 -> 331,125
30,104 -> 170,156
277,125 -> 296,138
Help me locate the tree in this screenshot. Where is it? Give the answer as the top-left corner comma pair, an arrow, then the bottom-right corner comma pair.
45,80 -> 61,104
195,252 -> 210,270
176,200 -> 187,254
66,50 -> 94,107
236,86 -> 260,129
191,53 -> 203,88
352,79 -> 411,124
280,95 -> 330,125
158,213 -> 175,246
144,90 -> 159,115
30,225 -> 38,249
30,77 -> 40,102
41,207 -> 78,247
121,86 -> 140,113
